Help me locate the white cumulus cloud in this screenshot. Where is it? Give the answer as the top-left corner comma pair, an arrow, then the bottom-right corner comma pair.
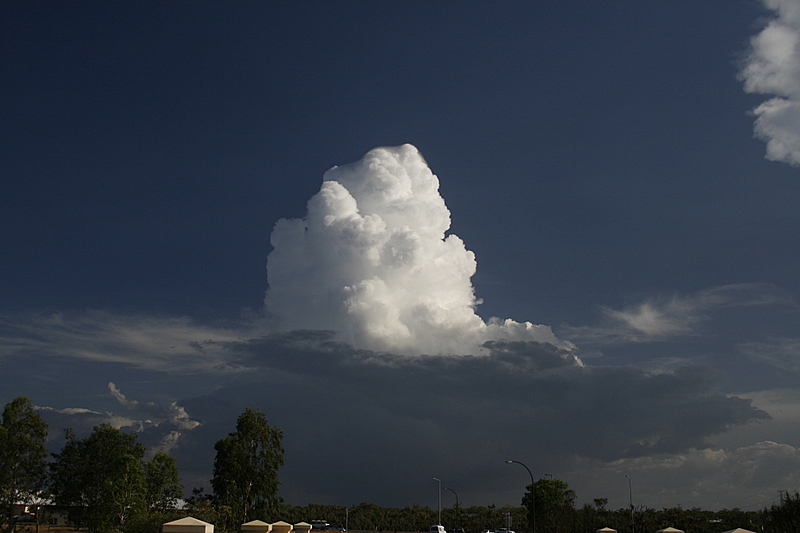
38,384 -> 202,457
740,0 -> 800,166
108,382 -> 200,432
575,441 -> 800,510
264,144 -> 574,357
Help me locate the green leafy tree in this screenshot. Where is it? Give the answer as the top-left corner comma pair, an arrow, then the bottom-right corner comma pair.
49,424 -> 147,533
144,452 -> 183,513
522,478 -> 576,533
121,460 -> 184,533
0,397 -> 48,533
762,492 -> 800,533
211,408 -> 284,527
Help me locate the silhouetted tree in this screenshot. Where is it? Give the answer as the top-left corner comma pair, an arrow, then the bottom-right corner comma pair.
144,452 -> 183,514
49,424 -> 146,533
522,478 -> 576,533
763,491 -> 800,533
0,397 -> 48,533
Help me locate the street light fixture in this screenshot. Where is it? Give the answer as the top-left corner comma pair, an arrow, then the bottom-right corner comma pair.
444,487 -> 460,529
505,460 -> 536,533
433,477 -> 442,526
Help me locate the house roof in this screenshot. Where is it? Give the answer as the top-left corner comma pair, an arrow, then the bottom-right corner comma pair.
162,516 -> 214,533
164,518 -> 213,526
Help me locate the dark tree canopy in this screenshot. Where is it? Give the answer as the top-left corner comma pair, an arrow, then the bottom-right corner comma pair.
211,408 -> 285,526
0,397 -> 48,532
144,452 -> 183,514
49,424 -> 147,533
763,491 -> 800,533
521,478 -> 577,533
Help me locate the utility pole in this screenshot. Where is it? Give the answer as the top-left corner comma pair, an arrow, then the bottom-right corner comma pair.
626,475 -> 634,533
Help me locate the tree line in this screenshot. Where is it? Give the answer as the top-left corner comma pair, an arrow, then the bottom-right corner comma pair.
0,397 -> 282,533
2,395 -> 800,533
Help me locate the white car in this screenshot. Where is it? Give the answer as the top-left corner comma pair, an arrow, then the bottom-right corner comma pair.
430,525 -> 446,533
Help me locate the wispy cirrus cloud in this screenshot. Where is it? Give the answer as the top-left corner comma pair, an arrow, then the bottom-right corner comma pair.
0,310 -> 249,373
562,284 -> 792,345
738,337 -> 800,374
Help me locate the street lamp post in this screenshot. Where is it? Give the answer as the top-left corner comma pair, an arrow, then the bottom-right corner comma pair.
506,460 -> 535,533
445,487 -> 460,529
433,477 -> 442,526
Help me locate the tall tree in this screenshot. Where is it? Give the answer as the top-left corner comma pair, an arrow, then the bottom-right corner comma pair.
144,452 -> 183,514
49,424 -> 146,533
763,491 -> 800,533
0,396 -> 48,533
522,478 -> 576,533
211,408 -> 284,526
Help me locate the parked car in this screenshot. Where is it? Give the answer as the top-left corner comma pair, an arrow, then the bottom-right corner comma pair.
14,513 -> 35,523
430,525 -> 446,533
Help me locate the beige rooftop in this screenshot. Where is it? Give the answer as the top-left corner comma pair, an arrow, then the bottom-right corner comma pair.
271,521 -> 293,533
242,520 -> 272,533
163,517 -> 214,533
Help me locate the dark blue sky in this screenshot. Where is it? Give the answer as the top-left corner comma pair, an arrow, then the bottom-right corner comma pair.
4,1 -> 785,320
3,0 -> 800,513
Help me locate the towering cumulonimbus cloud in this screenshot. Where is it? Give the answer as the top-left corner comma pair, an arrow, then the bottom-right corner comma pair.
265,144 -> 574,356
740,0 -> 800,167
